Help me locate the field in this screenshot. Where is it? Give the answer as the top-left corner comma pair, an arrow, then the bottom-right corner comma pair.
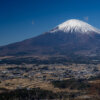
0,56 -> 100,99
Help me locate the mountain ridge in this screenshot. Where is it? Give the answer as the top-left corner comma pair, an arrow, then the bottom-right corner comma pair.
0,19 -> 100,57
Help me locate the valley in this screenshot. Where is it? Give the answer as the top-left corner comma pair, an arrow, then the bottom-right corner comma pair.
0,56 -> 100,100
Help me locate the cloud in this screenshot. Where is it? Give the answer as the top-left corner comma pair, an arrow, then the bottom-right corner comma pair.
84,16 -> 89,21
32,20 -> 34,25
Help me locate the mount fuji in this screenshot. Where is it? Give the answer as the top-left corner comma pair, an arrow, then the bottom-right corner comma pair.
0,19 -> 100,57
50,19 -> 100,34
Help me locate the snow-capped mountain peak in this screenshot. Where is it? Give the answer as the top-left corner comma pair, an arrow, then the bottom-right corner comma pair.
50,19 -> 100,34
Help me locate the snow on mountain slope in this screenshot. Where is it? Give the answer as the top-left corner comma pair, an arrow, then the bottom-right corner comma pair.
50,19 -> 100,34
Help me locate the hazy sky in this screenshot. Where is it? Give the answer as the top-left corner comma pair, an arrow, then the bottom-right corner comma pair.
0,0 -> 100,46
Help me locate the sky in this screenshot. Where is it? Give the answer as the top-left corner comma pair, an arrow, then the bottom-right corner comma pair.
0,0 -> 100,46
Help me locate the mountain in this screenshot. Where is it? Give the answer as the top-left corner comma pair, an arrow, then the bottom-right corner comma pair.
50,19 -> 100,34
0,19 -> 100,57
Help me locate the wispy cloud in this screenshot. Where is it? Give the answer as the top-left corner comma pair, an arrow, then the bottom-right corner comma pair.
84,16 -> 89,21
32,20 -> 34,25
